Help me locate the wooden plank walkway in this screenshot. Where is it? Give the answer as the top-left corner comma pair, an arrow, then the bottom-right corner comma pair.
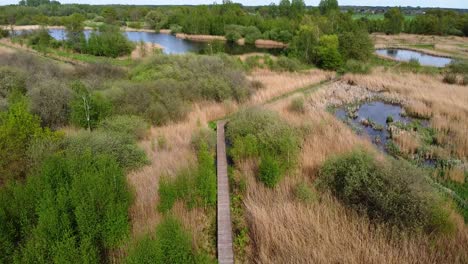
216,121 -> 234,264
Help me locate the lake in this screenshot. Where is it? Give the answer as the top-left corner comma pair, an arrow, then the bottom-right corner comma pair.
47,28 -> 283,55
375,48 -> 452,67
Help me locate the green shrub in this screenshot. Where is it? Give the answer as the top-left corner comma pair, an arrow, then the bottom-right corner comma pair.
85,25 -> 134,58
288,97 -> 306,113
463,74 -> 468,86
448,60 -> 468,74
0,66 -> 27,98
196,143 -> 217,206
319,149 -> 454,233
7,152 -> 131,263
127,21 -> 142,29
258,155 -> 281,188
243,26 -> 262,45
443,72 -> 457,84
274,56 -> 303,72
191,128 -> 216,151
317,35 -> 343,70
169,24 -> 183,34
227,108 -> 300,172
126,217 -> 195,264
158,141 -> 216,212
99,115 -> 149,140
70,83 -> 113,130
0,28 -> 9,38
339,30 -> 373,61
344,59 -> 371,74
294,182 -> 316,203
65,130 -> 148,170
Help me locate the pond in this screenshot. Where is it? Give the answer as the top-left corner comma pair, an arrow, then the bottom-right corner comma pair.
375,48 -> 452,67
46,28 -> 283,55
335,101 -> 415,151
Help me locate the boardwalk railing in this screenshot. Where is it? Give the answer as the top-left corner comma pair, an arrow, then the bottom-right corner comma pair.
216,121 -> 234,264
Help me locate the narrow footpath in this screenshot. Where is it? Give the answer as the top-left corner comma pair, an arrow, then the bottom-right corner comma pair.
216,120 -> 234,264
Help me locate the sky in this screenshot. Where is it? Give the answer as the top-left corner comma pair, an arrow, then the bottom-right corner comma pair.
1,0 -> 467,9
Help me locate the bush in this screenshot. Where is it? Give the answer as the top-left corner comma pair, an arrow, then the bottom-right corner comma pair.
317,35 -> 343,70
85,25 -> 134,58
28,79 -> 72,129
463,74 -> 468,86
0,28 -> 9,38
0,66 -> 27,98
294,182 -> 316,203
258,155 -> 281,188
319,149 -> 454,233
99,115 -> 149,140
65,130 -> 148,170
227,108 -> 300,186
339,30 -> 373,61
70,83 -> 113,130
288,96 -> 306,113
169,24 -> 183,34
243,26 -> 262,45
126,217 -> 195,264
443,72 -> 457,84
344,59 -> 371,74
191,128 -> 216,151
158,141 -> 216,212
448,60 -> 468,74
4,152 -> 131,263
274,56 -> 303,72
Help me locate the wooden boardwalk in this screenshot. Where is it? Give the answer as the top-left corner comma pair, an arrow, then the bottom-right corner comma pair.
216,121 -> 234,264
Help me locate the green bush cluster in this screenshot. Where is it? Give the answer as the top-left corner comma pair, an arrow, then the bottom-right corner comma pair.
84,26 -> 134,58
226,108 -> 300,187
0,152 -> 131,263
224,25 -> 262,44
126,217 -> 196,264
319,149 -> 454,233
99,114 -> 149,140
64,130 -> 148,170
288,96 -> 306,113
343,59 -> 371,74
158,142 -> 216,212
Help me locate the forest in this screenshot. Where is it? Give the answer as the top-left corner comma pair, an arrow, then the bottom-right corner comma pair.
0,0 -> 467,263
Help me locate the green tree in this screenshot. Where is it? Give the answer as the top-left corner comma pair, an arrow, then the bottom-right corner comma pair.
290,24 -> 320,64
384,8 -> 404,34
317,34 -> 343,70
279,0 -> 291,17
338,29 -> 373,61
102,7 -> 118,24
145,10 -> 168,31
0,94 -> 56,182
290,0 -> 306,18
70,82 -> 112,130
64,13 -> 86,52
318,0 -> 339,15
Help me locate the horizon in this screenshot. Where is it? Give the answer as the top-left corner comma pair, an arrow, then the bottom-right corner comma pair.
1,0 -> 467,9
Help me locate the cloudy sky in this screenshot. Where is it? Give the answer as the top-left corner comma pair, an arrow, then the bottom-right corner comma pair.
1,0 -> 467,8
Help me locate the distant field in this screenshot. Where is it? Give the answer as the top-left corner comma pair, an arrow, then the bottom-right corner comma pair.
352,14 -> 415,20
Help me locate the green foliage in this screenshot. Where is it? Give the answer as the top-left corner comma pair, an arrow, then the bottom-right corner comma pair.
85,25 -> 134,58
0,95 -> 58,182
126,217 -> 195,264
448,60 -> 468,74
169,24 -> 183,34
290,24 -> 320,65
274,56 -> 304,72
343,59 -> 371,74
288,96 -> 305,113
99,115 -> 149,140
70,82 -> 112,130
339,29 -> 373,61
294,182 -> 316,203
196,143 -> 217,206
158,141 -> 216,212
130,54 -> 249,104
191,127 -> 216,152
318,0 -> 339,15
0,28 -> 9,38
227,108 -> 300,186
258,155 -> 281,188
65,129 -> 148,170
384,8 -> 405,34
0,66 -> 26,99
317,35 -> 343,70
243,26 -> 262,45
319,149 -> 454,233
0,152 -> 131,263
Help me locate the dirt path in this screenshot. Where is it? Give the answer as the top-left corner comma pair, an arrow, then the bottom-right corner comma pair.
216,120 -> 234,264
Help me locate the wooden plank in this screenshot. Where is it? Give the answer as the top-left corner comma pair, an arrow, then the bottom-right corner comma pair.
216,121 -> 234,264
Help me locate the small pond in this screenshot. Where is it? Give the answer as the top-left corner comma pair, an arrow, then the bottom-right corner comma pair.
19,28 -> 284,55
375,48 -> 452,67
335,101 -> 418,152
